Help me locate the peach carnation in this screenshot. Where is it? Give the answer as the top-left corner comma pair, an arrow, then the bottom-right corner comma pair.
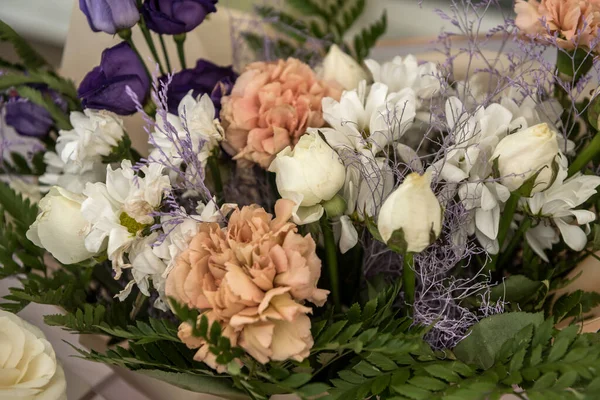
220,58 -> 342,168
515,0 -> 600,52
166,199 -> 328,368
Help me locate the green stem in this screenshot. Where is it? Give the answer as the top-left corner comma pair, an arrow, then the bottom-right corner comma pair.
497,218 -> 532,268
568,131 -> 600,177
174,33 -> 187,69
158,35 -> 172,72
130,292 -> 148,320
487,193 -> 520,273
320,214 -> 340,311
403,252 -> 415,315
138,19 -> 166,75
208,153 -> 223,203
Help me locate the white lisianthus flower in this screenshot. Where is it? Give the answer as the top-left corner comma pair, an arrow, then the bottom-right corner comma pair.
364,55 -> 441,99
319,44 -> 368,90
525,167 -> 600,260
39,150 -> 105,194
268,130 -> 345,224
26,186 -> 95,264
58,109 -> 125,168
492,123 -> 559,194
81,160 -> 170,276
149,92 -> 223,169
377,172 -> 443,253
0,310 -> 67,400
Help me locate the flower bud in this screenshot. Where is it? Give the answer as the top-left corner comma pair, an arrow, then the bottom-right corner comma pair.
269,130 -> 346,207
26,187 -> 95,264
377,172 -> 443,253
80,0 -> 140,35
319,44 -> 368,90
491,123 -> 559,194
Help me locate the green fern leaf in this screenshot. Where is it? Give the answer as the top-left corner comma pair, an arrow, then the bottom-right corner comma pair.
0,20 -> 50,69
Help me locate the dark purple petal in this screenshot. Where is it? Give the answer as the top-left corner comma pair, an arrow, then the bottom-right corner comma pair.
142,0 -> 218,35
80,0 -> 139,34
5,101 -> 53,138
159,58 -> 236,115
78,42 -> 150,115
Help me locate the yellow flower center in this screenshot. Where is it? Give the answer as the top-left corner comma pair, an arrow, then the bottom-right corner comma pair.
119,212 -> 149,235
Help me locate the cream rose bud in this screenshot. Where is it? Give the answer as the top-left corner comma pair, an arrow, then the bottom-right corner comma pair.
377,172 -> 443,253
491,123 -> 559,194
319,44 -> 368,90
0,310 -> 67,400
269,130 -> 346,207
26,186 -> 95,264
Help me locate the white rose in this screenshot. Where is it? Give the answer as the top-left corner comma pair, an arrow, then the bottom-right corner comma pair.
26,186 -> 95,264
377,172 -> 443,253
0,310 -> 67,400
491,123 -> 559,194
319,44 -> 368,90
269,130 -> 346,224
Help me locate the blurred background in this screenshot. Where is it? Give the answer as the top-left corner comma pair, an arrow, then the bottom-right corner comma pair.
0,0 -> 516,68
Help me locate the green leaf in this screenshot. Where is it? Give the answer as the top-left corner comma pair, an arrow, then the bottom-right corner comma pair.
453,312 -> 544,369
296,383 -> 330,397
281,373 -> 312,389
489,275 -> 545,305
136,370 -> 249,400
423,364 -> 460,383
0,20 -> 49,69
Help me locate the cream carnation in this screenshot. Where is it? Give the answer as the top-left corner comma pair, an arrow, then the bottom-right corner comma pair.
166,199 -> 328,367
221,58 -> 342,168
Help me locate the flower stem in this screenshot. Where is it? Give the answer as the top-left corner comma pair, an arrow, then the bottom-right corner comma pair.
208,153 -> 223,204
320,214 -> 340,311
138,18 -> 165,75
158,35 -> 172,72
568,131 -> 600,177
130,292 -> 148,320
174,33 -> 187,69
497,218 -> 532,268
487,193 -> 520,273
403,252 -> 415,315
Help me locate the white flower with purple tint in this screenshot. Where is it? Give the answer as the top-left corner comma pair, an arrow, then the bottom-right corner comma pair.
365,55 -> 440,100
81,160 -> 170,277
525,167 -> 600,261
149,92 -> 223,171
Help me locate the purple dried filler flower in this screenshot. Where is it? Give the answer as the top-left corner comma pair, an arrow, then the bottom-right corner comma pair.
161,59 -> 236,115
78,42 -> 150,115
79,0 -> 140,34
5,100 -> 53,138
142,0 -> 218,35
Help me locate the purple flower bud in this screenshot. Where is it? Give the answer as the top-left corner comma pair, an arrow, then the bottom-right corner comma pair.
161,59 -> 236,115
78,42 -> 150,115
142,0 -> 218,35
79,0 -> 140,35
5,100 -> 53,138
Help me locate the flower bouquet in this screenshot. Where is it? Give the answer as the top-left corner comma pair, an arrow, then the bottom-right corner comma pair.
3,0 -> 600,399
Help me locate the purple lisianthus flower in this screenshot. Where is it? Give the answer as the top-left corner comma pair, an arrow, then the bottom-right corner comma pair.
78,42 -> 150,115
142,0 -> 218,35
162,59 -> 236,115
5,100 -> 53,138
80,0 -> 140,34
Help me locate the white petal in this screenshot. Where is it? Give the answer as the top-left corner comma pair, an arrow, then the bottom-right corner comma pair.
339,216 -> 358,254
555,218 -> 588,251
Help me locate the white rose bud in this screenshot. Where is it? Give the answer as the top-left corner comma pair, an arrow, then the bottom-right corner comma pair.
26,186 -> 95,264
269,130 -> 346,207
377,172 -> 443,253
320,44 -> 368,90
491,123 -> 559,194
0,310 -> 67,400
